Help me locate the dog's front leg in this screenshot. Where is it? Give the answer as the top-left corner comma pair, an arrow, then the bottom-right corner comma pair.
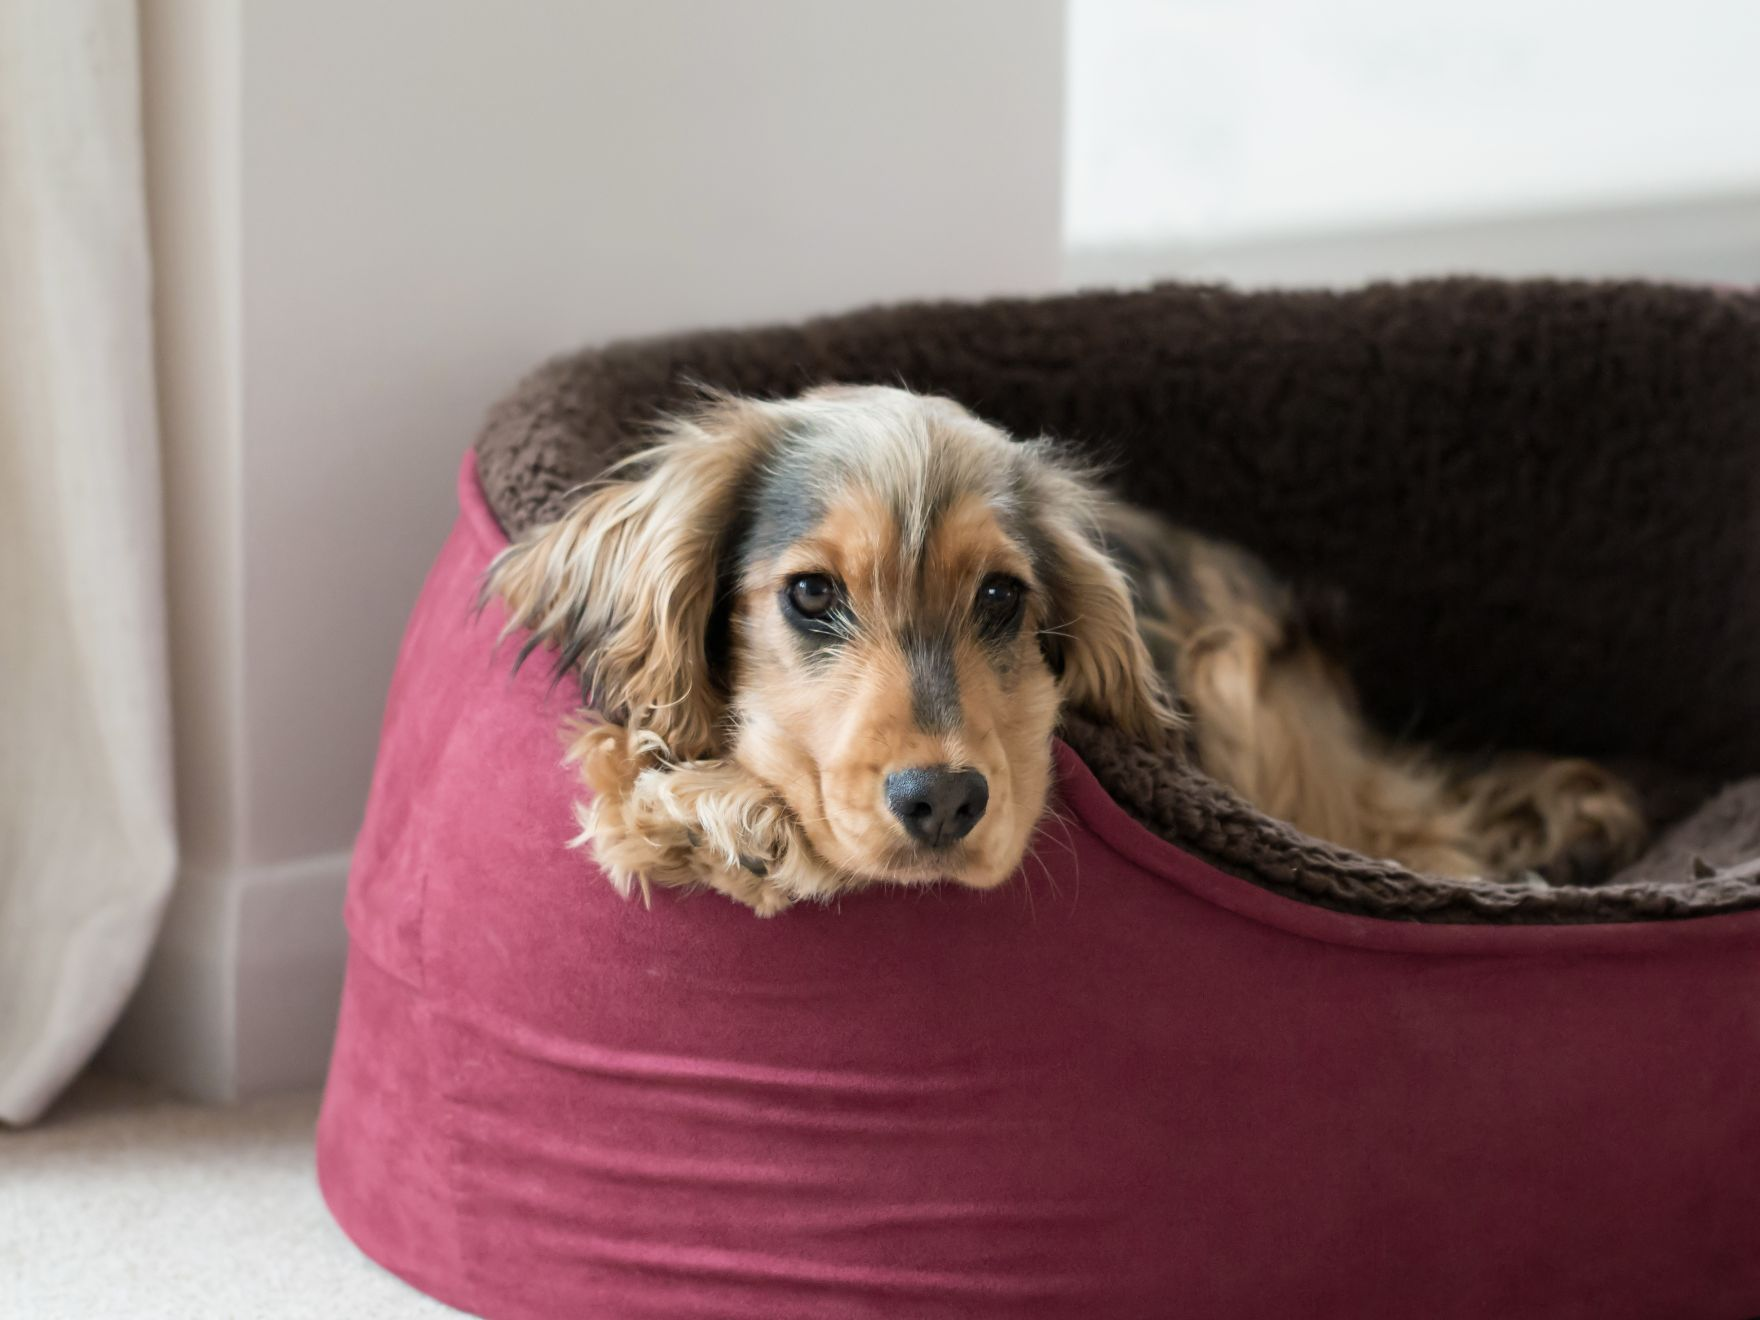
565,721 -> 833,916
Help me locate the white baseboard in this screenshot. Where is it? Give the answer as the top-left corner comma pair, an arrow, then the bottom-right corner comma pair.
103,850 -> 353,1102
102,865 -> 240,1101
233,851 -> 353,1098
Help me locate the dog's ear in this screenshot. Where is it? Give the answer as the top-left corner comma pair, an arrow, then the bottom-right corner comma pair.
486,397 -> 770,760
1027,456 -> 1182,745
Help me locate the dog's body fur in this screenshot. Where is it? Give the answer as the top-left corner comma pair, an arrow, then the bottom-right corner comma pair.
490,386 -> 1645,915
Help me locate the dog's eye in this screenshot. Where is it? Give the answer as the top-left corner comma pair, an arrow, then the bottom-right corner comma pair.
974,573 -> 1025,632
785,573 -> 839,618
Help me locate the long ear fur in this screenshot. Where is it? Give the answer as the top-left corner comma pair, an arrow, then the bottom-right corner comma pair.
486,397 -> 771,759
1025,450 -> 1182,745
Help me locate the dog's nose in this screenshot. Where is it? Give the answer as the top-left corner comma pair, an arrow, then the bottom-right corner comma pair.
885,765 -> 989,848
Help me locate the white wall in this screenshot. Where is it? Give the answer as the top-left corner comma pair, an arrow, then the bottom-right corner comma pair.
109,0 -> 245,1099
114,0 -> 1066,1100
237,0 -> 1066,865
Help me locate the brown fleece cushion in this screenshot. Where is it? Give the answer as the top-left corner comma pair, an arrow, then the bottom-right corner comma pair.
475,278 -> 1760,922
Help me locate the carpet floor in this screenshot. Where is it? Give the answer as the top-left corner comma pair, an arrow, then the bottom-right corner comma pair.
2,1070 -> 455,1319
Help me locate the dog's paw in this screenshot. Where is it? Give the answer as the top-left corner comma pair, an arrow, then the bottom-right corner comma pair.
679,822 -> 798,917
1532,764 -> 1648,886
560,720 -> 842,916
699,855 -> 797,917
623,758 -> 827,915
1471,757 -> 1647,886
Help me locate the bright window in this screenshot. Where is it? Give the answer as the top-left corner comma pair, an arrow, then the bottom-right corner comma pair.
1065,0 -> 1760,250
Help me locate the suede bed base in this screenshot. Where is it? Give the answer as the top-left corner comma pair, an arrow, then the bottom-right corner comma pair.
474,279 -> 1760,923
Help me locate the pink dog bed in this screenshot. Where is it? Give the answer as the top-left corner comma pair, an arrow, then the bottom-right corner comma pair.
319,281 -> 1760,1319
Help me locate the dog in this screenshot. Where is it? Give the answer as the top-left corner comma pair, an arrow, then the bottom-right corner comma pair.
489,385 -> 1646,915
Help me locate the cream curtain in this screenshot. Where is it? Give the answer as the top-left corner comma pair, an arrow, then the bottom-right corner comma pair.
0,0 -> 176,1123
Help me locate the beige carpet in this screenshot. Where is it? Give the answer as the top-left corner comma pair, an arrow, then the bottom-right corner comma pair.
2,1071 -> 457,1319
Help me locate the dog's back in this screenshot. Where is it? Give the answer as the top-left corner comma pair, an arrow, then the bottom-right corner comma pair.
1099,500 -> 1643,881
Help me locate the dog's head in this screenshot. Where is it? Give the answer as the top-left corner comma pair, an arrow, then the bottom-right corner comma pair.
490,385 -> 1175,891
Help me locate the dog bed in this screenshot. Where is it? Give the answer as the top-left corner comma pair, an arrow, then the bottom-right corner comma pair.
318,280 -> 1760,1319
